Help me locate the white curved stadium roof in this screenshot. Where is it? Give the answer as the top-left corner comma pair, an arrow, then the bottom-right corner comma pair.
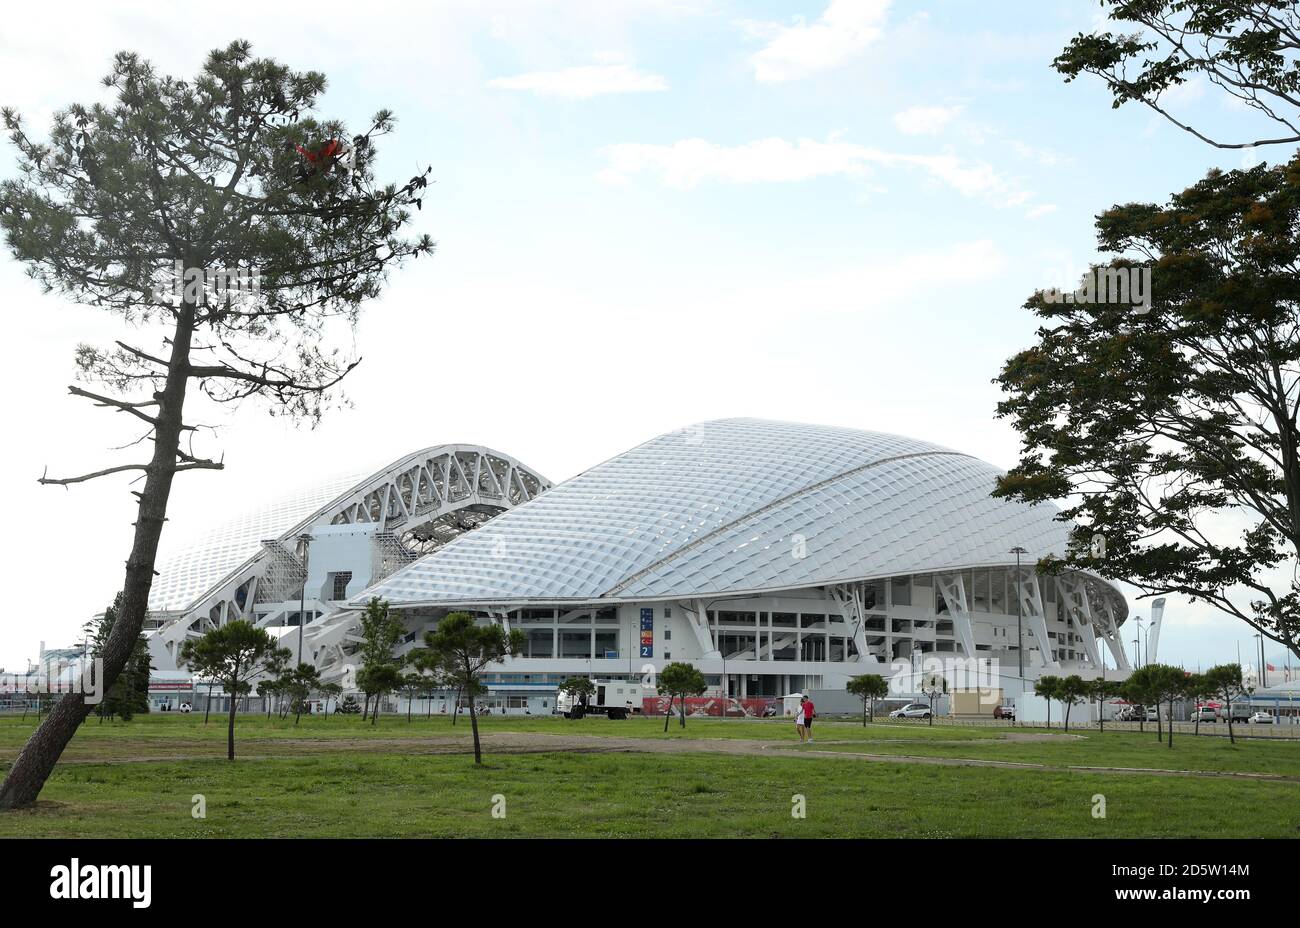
150,472 -> 365,613
360,418 -> 1102,607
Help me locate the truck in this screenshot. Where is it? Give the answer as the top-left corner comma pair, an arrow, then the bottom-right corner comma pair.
556,679 -> 651,720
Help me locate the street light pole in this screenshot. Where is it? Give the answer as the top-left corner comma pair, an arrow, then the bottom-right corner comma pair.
297,533 -> 313,667
1009,547 -> 1027,684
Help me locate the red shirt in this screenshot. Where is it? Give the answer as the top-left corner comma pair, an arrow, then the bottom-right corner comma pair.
803,700 -> 815,719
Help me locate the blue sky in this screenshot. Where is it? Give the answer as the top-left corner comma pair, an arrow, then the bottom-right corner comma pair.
1,0 -> 1295,672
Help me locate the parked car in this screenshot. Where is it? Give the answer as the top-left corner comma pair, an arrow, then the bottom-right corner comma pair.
1145,706 -> 1161,722
1114,705 -> 1142,722
1229,704 -> 1253,722
1192,706 -> 1218,723
993,704 -> 1015,720
1249,712 -> 1274,724
889,703 -> 931,719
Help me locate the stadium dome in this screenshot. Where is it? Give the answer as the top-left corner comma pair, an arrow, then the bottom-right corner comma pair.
361,418 -> 1120,609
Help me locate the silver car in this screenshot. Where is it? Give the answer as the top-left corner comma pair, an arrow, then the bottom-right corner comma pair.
890,702 -> 931,719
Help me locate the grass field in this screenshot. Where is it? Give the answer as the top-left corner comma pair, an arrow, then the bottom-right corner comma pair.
0,713 -> 1297,838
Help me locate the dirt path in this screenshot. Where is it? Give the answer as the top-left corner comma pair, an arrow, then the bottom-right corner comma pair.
27,730 -> 1300,782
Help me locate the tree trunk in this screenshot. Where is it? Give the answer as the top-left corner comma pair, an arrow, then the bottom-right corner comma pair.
226,689 -> 238,760
467,680 -> 482,764
663,695 -> 673,733
679,696 -> 686,728
1064,702 -> 1071,733
204,682 -> 215,724
0,305 -> 195,809
1167,699 -> 1174,748
407,695 -> 413,723
862,701 -> 867,727
1156,705 -> 1163,743
372,693 -> 380,726
452,687 -> 461,726
1226,703 -> 1236,744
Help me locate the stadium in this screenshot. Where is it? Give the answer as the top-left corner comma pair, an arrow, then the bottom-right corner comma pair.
139,419 -> 1139,714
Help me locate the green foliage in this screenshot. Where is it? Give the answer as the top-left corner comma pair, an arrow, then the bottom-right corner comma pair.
1054,1 -> 1300,150
558,677 -> 595,700
84,593 -> 152,721
995,156 -> 1300,662
178,620 -> 286,759
656,662 -> 707,731
423,612 -> 523,761
846,674 -> 889,724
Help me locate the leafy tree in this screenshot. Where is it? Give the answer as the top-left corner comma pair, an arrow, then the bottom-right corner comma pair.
286,663 -> 321,724
657,662 -> 707,733
84,593 -> 152,722
994,159 -> 1300,664
846,674 -> 889,726
335,693 -> 361,715
1057,674 -> 1089,732
1205,662 -> 1252,743
405,647 -> 445,719
179,622 -> 287,759
558,676 -> 595,717
0,42 -> 431,809
318,682 -> 343,718
918,673 -> 947,726
1090,677 -> 1122,732
357,663 -> 404,726
1129,664 -> 1187,745
357,598 -> 405,721
259,645 -> 295,719
1055,1 -> 1300,150
1034,675 -> 1062,729
1185,672 -> 1214,735
424,613 -> 523,763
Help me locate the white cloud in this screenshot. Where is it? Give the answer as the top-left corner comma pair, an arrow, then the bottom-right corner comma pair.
598,135 -> 1038,209
1025,203 -> 1058,220
487,63 -> 668,98
745,0 -> 891,83
894,104 -> 963,136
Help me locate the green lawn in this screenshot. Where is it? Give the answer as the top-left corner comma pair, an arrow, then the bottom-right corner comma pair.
2,750 -> 1297,838
0,713 -> 1296,838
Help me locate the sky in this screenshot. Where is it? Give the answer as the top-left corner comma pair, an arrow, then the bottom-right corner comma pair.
0,0 -> 1295,672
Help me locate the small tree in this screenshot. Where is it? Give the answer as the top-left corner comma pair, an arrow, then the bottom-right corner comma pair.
424,612 -> 523,764
357,598 -> 405,721
558,676 -> 595,717
357,663 -> 404,726
287,663 -> 321,724
657,662 -> 707,732
84,594 -> 152,722
318,682 -> 343,718
1205,663 -> 1251,745
179,622 -> 286,760
1057,674 -> 1088,733
846,674 -> 889,726
919,673 -> 947,726
1034,675 -> 1061,729
1090,678 -> 1120,733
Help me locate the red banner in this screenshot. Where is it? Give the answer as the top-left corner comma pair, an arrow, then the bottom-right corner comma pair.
642,695 -> 779,718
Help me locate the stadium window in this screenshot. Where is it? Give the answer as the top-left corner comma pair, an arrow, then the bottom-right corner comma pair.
663,607 -> 671,618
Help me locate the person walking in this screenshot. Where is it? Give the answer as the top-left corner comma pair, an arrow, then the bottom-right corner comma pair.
795,695 -> 808,742
803,694 -> 816,743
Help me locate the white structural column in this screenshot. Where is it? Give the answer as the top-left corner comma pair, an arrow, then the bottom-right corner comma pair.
1146,597 -> 1166,664
683,599 -> 721,659
1092,595 -> 1132,670
934,574 -> 977,659
1013,569 -> 1060,670
826,583 -> 874,663
1055,575 -> 1101,667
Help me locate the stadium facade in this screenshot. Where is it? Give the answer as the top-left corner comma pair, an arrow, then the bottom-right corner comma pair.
145,419 -> 1137,710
